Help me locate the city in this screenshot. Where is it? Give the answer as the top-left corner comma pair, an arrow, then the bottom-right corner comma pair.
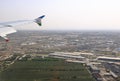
0,30 -> 120,81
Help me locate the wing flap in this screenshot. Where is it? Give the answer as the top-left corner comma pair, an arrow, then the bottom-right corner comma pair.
0,27 -> 16,41
0,27 -> 16,36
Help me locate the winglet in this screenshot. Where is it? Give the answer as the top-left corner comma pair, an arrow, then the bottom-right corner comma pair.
39,15 -> 45,19
35,15 -> 45,26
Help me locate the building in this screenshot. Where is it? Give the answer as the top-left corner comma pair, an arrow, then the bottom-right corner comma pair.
79,52 -> 94,58
92,73 -> 103,81
89,64 -> 100,73
102,62 -> 120,79
49,52 -> 86,61
97,56 -> 120,62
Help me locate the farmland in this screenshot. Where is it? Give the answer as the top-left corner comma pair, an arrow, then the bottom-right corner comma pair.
0,57 -> 95,81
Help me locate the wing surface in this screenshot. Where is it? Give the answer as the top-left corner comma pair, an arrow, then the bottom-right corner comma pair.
0,15 -> 45,42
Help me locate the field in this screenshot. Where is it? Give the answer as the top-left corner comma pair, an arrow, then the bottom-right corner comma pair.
0,57 -> 95,81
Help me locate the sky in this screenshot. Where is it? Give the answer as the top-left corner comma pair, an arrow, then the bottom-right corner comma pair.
0,0 -> 120,30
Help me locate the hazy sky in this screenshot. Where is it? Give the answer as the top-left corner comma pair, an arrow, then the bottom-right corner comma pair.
0,0 -> 120,30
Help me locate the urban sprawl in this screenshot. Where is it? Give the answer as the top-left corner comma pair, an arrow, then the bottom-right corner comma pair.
0,30 -> 120,81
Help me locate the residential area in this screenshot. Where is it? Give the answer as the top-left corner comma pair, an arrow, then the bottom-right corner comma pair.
0,30 -> 120,81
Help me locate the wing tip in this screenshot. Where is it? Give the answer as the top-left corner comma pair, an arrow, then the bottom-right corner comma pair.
39,15 -> 45,19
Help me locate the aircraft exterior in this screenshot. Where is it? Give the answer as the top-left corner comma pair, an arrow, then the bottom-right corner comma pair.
0,15 -> 45,42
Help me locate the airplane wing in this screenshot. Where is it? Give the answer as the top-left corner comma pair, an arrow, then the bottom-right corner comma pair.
0,15 -> 45,42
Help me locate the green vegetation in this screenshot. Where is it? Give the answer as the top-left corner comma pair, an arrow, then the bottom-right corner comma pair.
0,57 -> 95,81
